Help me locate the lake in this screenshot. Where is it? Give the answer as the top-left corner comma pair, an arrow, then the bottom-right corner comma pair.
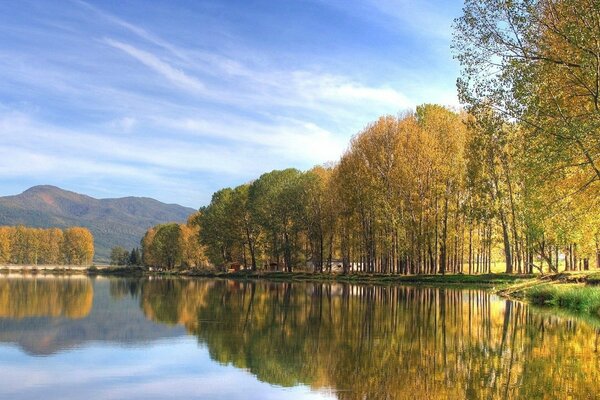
0,275 -> 598,399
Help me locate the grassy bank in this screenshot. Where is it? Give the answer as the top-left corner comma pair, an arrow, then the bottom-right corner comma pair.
526,284 -> 600,314
497,272 -> 600,316
2,265 -> 532,286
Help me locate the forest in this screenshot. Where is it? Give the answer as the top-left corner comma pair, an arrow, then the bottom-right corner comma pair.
156,0 -> 597,275
0,226 -> 94,266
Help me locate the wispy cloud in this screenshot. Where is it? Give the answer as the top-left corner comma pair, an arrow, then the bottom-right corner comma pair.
103,38 -> 206,93
73,0 -> 190,60
367,0 -> 456,39
0,0 -> 461,206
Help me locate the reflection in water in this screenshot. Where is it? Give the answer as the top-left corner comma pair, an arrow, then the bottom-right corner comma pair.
0,277 -> 183,355
0,276 -> 93,319
0,276 -> 599,399
139,279 -> 600,400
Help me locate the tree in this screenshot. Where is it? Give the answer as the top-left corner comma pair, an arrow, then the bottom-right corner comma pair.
62,227 -> 94,265
249,169 -> 308,272
38,228 -> 64,265
141,220 -> 208,270
454,0 -> 600,183
0,226 -> 93,266
454,0 -> 600,272
0,227 -> 11,264
141,227 -> 158,267
110,246 -> 130,266
197,188 -> 242,267
128,247 -> 142,266
152,223 -> 184,270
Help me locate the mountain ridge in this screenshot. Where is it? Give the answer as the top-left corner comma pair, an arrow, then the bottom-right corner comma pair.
0,185 -> 196,262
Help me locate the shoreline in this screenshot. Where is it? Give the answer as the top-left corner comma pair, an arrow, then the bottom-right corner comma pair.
0,264 -> 532,286
4,266 -> 600,318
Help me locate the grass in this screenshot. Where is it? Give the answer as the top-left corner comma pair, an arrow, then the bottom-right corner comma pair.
526,284 -> 600,315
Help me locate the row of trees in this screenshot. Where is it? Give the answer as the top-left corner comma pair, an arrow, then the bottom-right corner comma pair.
0,226 -> 94,266
141,215 -> 208,269
453,0 -> 600,272
195,102 -> 598,274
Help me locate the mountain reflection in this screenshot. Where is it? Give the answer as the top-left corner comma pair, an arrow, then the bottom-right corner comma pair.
139,279 -> 600,400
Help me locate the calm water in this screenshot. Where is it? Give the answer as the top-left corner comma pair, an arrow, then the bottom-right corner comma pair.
0,276 -> 598,399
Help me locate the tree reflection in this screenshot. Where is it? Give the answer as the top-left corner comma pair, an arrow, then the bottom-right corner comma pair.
0,276 -> 92,319
139,280 -> 600,399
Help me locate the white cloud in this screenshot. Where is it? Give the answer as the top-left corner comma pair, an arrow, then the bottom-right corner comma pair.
0,0 -> 460,206
110,116 -> 137,132
73,0 -> 190,61
103,38 -> 206,93
0,112 -> 246,175
289,72 -> 413,109
157,115 -> 347,165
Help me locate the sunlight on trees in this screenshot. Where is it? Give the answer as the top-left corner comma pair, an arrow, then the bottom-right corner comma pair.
0,226 -> 94,266
193,103 -> 598,273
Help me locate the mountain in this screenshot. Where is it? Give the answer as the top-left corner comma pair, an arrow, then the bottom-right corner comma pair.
0,185 -> 196,262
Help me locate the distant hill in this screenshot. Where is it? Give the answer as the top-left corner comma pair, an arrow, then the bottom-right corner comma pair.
0,185 -> 196,262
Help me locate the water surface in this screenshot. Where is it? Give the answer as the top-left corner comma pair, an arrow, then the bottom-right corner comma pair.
0,275 -> 598,399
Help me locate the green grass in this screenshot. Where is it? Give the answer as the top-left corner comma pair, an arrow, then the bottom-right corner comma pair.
526,284 -> 600,315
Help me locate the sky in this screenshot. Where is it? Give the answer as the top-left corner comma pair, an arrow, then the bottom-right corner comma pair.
0,0 -> 464,208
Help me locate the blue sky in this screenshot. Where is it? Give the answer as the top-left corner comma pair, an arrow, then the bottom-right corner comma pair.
0,0 -> 463,208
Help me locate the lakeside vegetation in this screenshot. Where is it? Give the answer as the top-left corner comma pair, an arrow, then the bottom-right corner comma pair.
134,0 -> 600,317
498,272 -> 600,317
141,217 -> 208,269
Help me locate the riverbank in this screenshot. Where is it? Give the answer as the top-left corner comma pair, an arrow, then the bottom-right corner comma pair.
0,264 -> 533,286
188,270 -> 532,286
497,271 -> 600,316
6,264 -> 600,316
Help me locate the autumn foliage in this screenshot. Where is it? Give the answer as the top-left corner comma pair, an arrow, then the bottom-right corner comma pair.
0,226 -> 94,266
195,104 -> 598,274
141,213 -> 208,270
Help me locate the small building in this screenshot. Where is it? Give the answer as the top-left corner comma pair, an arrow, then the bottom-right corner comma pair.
228,262 -> 243,272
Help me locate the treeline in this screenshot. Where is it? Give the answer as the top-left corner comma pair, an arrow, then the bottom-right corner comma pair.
141,215 -> 208,269
0,226 -> 94,266
194,103 -> 598,274
141,0 -> 600,274
190,0 -> 600,274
